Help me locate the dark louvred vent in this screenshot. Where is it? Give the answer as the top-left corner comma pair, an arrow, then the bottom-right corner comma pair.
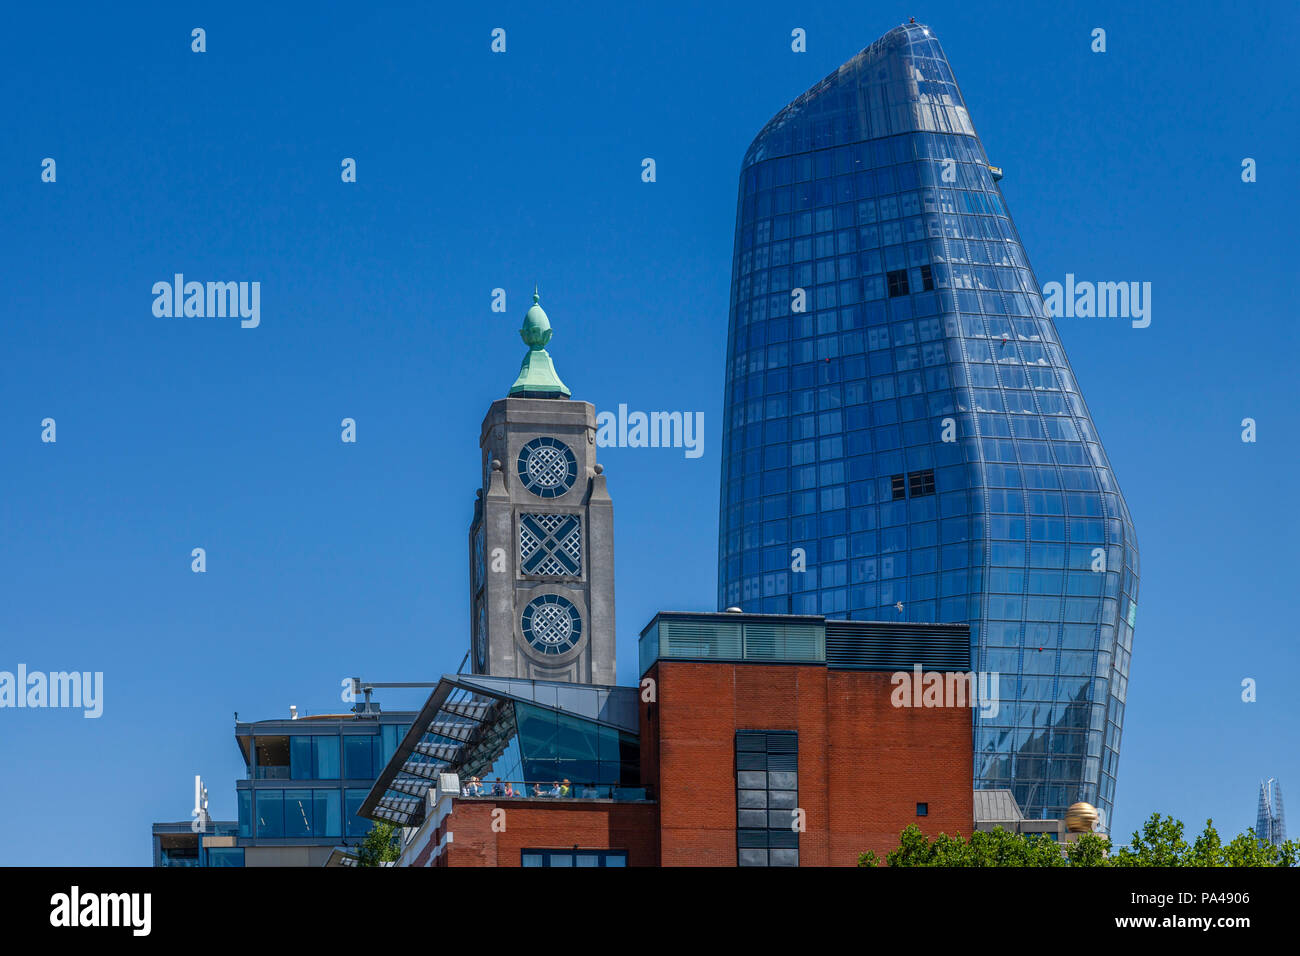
825,621 -> 969,671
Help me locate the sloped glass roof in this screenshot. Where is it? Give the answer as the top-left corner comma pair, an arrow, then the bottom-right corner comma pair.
359,675 -> 640,827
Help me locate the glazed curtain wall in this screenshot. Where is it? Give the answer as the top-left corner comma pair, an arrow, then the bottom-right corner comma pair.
717,23 -> 1138,824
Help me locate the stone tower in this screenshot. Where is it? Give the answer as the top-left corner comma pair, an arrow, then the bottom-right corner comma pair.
467,290 -> 616,684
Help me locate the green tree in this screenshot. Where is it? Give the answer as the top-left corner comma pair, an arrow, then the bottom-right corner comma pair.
1065,832 -> 1111,866
357,821 -> 401,867
927,831 -> 976,865
882,824 -> 1067,867
884,823 -> 940,866
1187,819 -> 1225,867
1110,813 -> 1189,866
868,813 -> 1300,867
1276,839 -> 1300,867
968,827 -> 1065,866
1221,828 -> 1300,867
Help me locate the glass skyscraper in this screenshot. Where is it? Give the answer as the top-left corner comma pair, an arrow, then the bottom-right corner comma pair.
717,21 -> 1139,825
1256,778 -> 1286,846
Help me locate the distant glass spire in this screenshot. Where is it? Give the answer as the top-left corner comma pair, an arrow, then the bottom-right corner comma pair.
1257,778 -> 1286,846
509,287 -> 571,399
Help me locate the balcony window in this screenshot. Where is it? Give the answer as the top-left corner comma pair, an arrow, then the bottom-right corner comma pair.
314,790 -> 342,837
343,736 -> 374,780
253,736 -> 290,779
256,791 -> 284,838
287,735 -> 341,779
284,790 -> 313,838
344,789 -> 373,838
314,736 -> 340,779
157,834 -> 200,867
379,723 -> 409,766
290,737 -> 313,780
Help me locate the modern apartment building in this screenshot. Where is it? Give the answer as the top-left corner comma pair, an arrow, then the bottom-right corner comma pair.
716,21 -> 1139,825
152,707 -> 415,867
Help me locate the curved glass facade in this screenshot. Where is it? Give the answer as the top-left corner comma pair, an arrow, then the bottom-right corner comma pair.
717,22 -> 1139,825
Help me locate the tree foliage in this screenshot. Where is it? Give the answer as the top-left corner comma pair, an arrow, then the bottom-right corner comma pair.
869,824 -> 1065,867
860,814 -> 1300,867
356,821 -> 402,867
1063,831 -> 1109,867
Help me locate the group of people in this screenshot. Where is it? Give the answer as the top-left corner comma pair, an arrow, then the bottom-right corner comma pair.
460,776 -> 573,798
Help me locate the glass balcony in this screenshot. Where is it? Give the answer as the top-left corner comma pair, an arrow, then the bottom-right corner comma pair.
455,780 -> 651,802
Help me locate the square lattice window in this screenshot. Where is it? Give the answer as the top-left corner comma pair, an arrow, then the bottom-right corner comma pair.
519,513 -> 582,577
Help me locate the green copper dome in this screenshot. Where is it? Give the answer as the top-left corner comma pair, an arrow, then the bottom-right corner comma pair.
509,288 -> 571,399
521,294 -> 552,348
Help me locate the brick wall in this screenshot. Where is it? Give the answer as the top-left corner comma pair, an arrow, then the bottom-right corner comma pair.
648,661 -> 973,866
432,800 -> 659,867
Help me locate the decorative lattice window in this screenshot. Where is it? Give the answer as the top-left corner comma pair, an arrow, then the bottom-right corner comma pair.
519,513 -> 582,577
516,437 -> 578,498
473,524 -> 485,592
520,594 -> 582,655
474,598 -> 487,670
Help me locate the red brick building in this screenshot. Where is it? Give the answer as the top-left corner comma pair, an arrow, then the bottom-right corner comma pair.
642,661 -> 972,865
404,796 -> 658,867
367,613 -> 974,867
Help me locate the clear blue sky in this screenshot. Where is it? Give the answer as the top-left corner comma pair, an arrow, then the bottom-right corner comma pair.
1,0 -> 1296,864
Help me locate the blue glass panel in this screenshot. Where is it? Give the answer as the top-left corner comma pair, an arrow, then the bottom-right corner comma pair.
343,736 -> 373,780
313,789 -> 341,837
344,789 -> 371,838
290,736 -> 312,780
284,789 -> 312,838
314,735 -> 340,779
255,791 -> 283,838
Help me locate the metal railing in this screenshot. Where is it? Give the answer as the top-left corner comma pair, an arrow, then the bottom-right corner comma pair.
456,780 -> 651,802
251,766 -> 291,779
